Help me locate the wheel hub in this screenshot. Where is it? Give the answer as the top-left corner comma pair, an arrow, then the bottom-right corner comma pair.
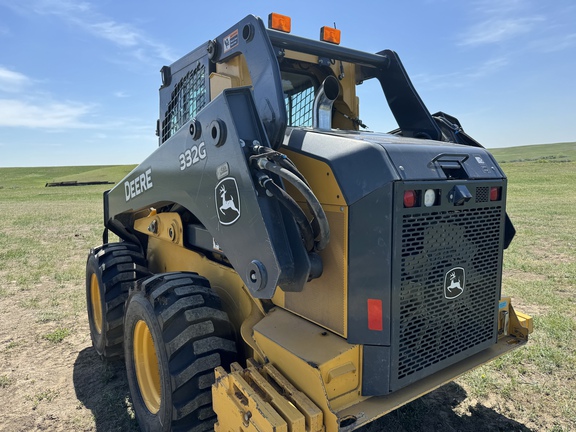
90,273 -> 103,334
133,320 -> 162,414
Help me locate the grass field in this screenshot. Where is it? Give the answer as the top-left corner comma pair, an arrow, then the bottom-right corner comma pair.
0,142 -> 575,431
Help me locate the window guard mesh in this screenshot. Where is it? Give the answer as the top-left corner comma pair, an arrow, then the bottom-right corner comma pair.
161,64 -> 206,143
285,86 -> 314,127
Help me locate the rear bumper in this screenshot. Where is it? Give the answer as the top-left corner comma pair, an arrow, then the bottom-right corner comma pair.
219,302 -> 531,431
337,333 -> 528,430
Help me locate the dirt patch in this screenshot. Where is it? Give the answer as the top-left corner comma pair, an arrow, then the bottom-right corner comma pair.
0,274 -> 137,432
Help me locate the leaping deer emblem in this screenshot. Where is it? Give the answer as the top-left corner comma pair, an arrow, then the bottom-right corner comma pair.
446,271 -> 463,295
219,185 -> 239,215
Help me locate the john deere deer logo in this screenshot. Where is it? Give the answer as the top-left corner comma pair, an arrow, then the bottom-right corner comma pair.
444,267 -> 465,299
215,177 -> 240,225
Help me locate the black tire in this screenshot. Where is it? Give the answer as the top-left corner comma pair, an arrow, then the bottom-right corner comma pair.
124,272 -> 238,432
86,242 -> 149,359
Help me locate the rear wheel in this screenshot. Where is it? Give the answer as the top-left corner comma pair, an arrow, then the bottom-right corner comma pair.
86,242 -> 149,359
124,272 -> 238,432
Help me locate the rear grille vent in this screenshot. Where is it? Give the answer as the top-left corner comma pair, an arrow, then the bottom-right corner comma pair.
393,206 -> 503,387
476,187 -> 489,203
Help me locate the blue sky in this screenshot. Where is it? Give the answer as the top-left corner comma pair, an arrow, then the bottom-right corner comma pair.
0,0 -> 574,167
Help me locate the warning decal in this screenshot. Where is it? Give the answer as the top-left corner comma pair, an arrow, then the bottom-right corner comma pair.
223,29 -> 239,53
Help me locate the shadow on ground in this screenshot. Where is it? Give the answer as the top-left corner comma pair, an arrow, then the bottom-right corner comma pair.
358,381 -> 532,432
73,347 -> 139,432
74,347 -> 531,432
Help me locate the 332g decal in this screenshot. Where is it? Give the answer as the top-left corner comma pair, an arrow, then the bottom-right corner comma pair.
179,142 -> 206,171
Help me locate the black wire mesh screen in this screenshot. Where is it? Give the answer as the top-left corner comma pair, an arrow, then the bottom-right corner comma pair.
391,205 -> 503,389
161,64 -> 206,143
285,86 -> 314,127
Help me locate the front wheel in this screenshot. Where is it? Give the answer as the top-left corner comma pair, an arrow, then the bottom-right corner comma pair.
124,272 -> 238,432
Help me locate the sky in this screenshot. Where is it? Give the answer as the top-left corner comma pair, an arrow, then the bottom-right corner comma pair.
0,0 -> 574,167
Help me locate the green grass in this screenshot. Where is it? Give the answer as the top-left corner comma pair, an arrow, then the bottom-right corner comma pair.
28,389 -> 60,409
0,165 -> 135,189
0,375 -> 14,388
36,311 -> 65,323
454,143 -> 576,429
5,341 -> 20,350
19,296 -> 41,309
0,165 -> 132,323
489,141 -> 576,163
1,144 -> 575,430
42,327 -> 72,343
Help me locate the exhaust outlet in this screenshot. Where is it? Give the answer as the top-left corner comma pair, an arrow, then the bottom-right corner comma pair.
313,76 -> 340,130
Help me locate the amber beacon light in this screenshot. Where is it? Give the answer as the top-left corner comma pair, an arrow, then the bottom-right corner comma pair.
268,13 -> 292,33
320,25 -> 341,44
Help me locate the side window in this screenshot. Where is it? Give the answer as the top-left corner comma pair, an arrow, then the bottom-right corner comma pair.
161,64 -> 206,143
282,72 -> 316,127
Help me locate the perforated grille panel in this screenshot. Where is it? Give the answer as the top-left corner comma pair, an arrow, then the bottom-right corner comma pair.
476,187 -> 489,203
392,203 -> 503,388
161,64 -> 206,143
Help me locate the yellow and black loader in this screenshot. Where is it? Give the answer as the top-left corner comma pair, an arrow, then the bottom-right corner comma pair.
86,13 -> 533,431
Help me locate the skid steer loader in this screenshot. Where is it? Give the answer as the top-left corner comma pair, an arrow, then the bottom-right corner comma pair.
86,13 -> 533,431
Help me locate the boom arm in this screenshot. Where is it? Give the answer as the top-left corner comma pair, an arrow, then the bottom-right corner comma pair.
105,88 -> 311,299
207,15 -> 288,149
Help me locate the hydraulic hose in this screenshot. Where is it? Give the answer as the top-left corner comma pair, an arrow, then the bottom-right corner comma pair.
256,158 -> 330,251
259,175 -> 315,252
251,145 -> 310,187
277,156 -> 310,187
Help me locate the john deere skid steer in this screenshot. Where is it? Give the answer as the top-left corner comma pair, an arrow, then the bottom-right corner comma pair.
86,13 -> 533,431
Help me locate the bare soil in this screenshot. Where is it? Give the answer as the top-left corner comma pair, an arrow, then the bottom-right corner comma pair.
0,249 -> 550,432
0,269 -> 137,431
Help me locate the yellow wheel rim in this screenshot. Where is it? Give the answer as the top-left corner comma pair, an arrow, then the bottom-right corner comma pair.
133,320 -> 162,414
90,273 -> 103,334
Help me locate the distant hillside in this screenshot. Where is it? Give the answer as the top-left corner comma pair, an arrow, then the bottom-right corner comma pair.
0,165 -> 136,188
1,142 -> 574,184
488,142 -> 576,163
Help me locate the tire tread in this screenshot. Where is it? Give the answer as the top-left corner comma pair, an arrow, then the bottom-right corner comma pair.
138,272 -> 237,431
87,242 -> 149,359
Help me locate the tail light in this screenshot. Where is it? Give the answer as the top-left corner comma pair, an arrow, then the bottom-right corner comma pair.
404,190 -> 417,208
490,186 -> 501,201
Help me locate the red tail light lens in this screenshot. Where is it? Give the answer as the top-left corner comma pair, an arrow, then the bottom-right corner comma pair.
367,299 -> 383,331
490,187 -> 501,201
404,190 -> 417,208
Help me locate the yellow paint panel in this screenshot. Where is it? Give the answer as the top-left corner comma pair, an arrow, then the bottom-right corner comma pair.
215,55 -> 252,87
283,207 -> 348,336
209,73 -> 236,100
329,61 -> 358,122
275,150 -> 349,336
134,211 -> 184,246
516,311 -> 533,333
284,49 -> 319,64
253,308 -> 364,431
281,149 -> 346,206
